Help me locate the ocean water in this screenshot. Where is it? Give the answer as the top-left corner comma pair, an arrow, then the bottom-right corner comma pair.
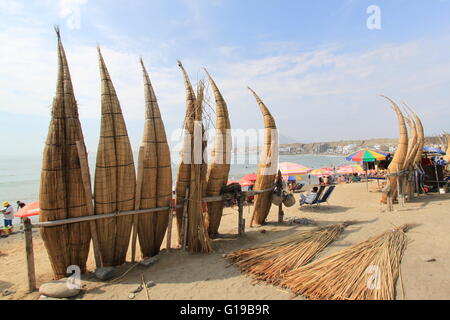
0,152 -> 349,226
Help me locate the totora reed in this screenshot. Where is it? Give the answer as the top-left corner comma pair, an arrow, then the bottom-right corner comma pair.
224,223 -> 354,285
281,225 -> 411,300
137,59 -> 172,258
94,47 -> 136,267
204,68 -> 231,238
39,27 -> 91,279
248,88 -> 278,226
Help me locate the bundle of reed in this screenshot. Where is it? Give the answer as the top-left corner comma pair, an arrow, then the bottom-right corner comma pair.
402,113 -> 418,199
175,60 -> 196,245
186,81 -> 212,253
204,68 -> 232,238
248,88 -> 278,226
380,96 -> 408,205
406,105 -> 425,168
39,27 -> 91,279
94,47 -> 136,266
444,133 -> 450,163
281,225 -> 411,300
224,223 -> 352,285
137,59 -> 172,258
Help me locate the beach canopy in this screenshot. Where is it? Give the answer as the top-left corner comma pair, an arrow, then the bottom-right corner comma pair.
279,162 -> 312,176
345,149 -> 387,162
228,179 -> 253,187
423,146 -> 446,155
288,176 -> 297,181
241,173 -> 257,182
310,168 -> 334,177
337,165 -> 364,174
15,201 -> 40,218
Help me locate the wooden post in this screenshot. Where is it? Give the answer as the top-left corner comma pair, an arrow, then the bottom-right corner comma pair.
238,193 -> 245,236
76,141 -> 102,268
181,189 -> 189,251
131,146 -> 145,263
166,197 -> 174,251
278,203 -> 284,224
24,218 -> 36,293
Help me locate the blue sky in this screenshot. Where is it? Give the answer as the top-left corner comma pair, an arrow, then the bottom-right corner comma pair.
1,0 -> 450,155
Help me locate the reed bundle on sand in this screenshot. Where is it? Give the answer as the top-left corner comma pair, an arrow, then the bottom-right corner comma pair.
94,47 -> 136,266
248,88 -> 278,226
137,59 -> 172,258
281,225 -> 411,300
204,68 -> 232,238
39,28 -> 91,279
380,96 -> 408,205
175,60 -> 196,245
224,223 -> 353,285
186,81 -> 212,253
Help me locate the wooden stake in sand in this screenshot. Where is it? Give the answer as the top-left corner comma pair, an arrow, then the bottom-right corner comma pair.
225,223 -> 353,285
23,218 -> 36,292
281,225 -> 411,300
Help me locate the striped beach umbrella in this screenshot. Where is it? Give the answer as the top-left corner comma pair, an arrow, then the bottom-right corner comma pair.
345,149 -> 387,162
278,162 -> 312,176
310,168 -> 334,177
337,165 -> 364,174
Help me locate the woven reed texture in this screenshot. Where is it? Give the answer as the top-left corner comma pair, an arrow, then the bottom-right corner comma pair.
404,116 -> 418,169
175,60 -> 196,245
137,59 -> 172,258
187,81 -> 212,253
445,134 -> 450,163
411,110 -> 425,166
39,28 -> 91,279
248,88 -> 278,226
94,47 -> 136,267
281,226 -> 409,300
204,69 -> 231,237
380,96 -> 408,204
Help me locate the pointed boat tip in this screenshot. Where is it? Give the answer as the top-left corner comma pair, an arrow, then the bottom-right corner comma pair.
54,25 -> 61,39
177,59 -> 183,68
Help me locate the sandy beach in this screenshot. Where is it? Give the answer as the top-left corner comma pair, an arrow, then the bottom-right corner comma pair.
1,181 -> 449,300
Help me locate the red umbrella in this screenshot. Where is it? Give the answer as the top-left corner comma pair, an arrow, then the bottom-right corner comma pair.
15,201 -> 40,218
241,173 -> 257,182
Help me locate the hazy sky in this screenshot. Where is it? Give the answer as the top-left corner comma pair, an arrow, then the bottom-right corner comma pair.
1,0 -> 450,155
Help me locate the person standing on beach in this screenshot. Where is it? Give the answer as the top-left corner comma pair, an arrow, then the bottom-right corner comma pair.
1,202 -> 15,228
16,201 -> 26,211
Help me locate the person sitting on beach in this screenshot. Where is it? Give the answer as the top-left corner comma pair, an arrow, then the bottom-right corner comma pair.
1,202 -> 14,228
300,187 -> 319,205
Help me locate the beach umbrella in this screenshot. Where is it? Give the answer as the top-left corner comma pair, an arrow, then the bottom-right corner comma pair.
288,176 -> 297,181
345,149 -> 386,191
337,165 -> 364,175
15,201 -> 40,218
310,168 -> 334,177
241,173 -> 257,182
279,162 -> 312,176
345,149 -> 387,162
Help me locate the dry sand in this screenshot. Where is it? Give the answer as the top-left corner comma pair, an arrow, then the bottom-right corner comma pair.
1,181 -> 449,300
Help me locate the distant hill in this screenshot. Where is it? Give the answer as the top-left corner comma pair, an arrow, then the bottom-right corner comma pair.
279,136 -> 444,155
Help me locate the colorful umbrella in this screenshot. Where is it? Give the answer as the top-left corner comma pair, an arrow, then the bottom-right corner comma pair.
278,162 -> 312,176
15,201 -> 40,218
241,173 -> 257,182
337,165 -> 364,174
345,149 -> 387,162
310,168 -> 334,177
